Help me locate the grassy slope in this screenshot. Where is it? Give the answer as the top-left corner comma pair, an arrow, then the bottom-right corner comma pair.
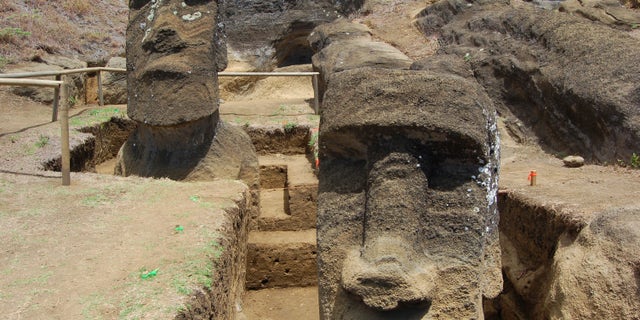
0,0 -> 128,69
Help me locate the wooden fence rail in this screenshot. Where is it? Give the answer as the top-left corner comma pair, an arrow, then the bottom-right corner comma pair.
0,78 -> 70,186
0,67 -> 322,186
0,68 -> 321,114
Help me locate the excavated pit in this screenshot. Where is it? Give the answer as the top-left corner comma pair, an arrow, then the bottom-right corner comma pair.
46,116 -> 578,319
42,117 -> 136,173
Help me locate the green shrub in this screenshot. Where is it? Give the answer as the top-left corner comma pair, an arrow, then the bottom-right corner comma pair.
0,27 -> 31,43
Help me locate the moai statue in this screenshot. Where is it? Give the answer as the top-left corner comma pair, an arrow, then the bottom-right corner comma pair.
117,0 -> 257,185
317,67 -> 502,319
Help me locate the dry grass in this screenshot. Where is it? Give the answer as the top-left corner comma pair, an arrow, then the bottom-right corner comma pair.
62,0 -> 91,16
0,0 -> 127,68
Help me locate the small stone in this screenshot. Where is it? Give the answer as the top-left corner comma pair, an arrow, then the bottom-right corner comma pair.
563,155 -> 585,168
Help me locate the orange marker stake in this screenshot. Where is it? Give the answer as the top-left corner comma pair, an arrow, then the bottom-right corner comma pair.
528,170 -> 537,186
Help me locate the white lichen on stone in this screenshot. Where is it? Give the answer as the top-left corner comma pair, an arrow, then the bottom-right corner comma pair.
142,0 -> 163,43
182,11 -> 202,21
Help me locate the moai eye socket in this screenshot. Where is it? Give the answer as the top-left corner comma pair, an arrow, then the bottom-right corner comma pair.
130,0 -> 151,10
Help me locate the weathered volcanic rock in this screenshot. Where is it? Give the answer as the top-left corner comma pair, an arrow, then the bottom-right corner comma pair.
317,67 -> 501,319
308,18 -> 372,52
544,208 -> 640,319
562,155 -> 585,168
127,0 -> 225,126
559,0 -> 640,28
115,114 -> 257,182
309,20 -> 413,101
120,0 -> 259,191
222,0 -> 365,69
415,0 -> 640,163
101,57 -> 127,105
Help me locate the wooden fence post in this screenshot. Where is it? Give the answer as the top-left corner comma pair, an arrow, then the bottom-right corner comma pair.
59,77 -> 71,186
52,74 -> 61,122
312,74 -> 320,115
97,70 -> 104,106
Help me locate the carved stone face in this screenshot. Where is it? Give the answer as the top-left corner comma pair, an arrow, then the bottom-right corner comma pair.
127,0 -> 220,125
318,136 -> 494,319
316,68 -> 501,320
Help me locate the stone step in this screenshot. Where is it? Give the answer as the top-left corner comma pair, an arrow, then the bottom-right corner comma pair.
257,154 -> 318,231
246,230 -> 318,289
259,154 -> 317,187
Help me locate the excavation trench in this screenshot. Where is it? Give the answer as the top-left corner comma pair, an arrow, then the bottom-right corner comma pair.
47,117 -> 577,319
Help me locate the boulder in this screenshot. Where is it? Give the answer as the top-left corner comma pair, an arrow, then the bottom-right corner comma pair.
308,18 -> 372,52
317,67 -> 501,319
562,155 -> 585,168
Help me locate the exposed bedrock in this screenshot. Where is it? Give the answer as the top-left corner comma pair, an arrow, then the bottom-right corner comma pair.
222,0 -> 364,69
544,208 -> 640,319
308,20 -> 413,101
495,192 -> 640,319
316,66 -> 501,319
416,0 -> 640,163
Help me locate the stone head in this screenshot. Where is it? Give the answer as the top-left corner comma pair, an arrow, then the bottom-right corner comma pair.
127,0 -> 224,125
317,68 -> 502,319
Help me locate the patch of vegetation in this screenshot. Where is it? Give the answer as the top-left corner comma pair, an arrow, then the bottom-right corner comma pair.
70,107 -> 125,127
34,134 -> 49,148
11,271 -> 53,286
0,55 -> 9,70
631,152 -> 640,168
0,27 -> 31,43
189,194 -> 221,210
68,95 -> 78,107
81,292 -> 113,320
0,1 -> 127,63
284,121 -> 297,133
271,104 -> 288,116
308,130 -> 319,148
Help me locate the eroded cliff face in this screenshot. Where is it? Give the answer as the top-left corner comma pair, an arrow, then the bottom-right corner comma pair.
411,0 -> 640,318
416,0 -> 640,164
222,0 -> 364,69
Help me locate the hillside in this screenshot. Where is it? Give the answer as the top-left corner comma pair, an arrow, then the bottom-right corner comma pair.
0,0 -> 127,70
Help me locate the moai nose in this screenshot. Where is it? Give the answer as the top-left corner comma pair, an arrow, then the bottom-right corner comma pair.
341,236 -> 432,311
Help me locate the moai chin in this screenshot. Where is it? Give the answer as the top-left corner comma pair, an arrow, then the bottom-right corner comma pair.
127,0 -> 223,126
317,67 -> 502,319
